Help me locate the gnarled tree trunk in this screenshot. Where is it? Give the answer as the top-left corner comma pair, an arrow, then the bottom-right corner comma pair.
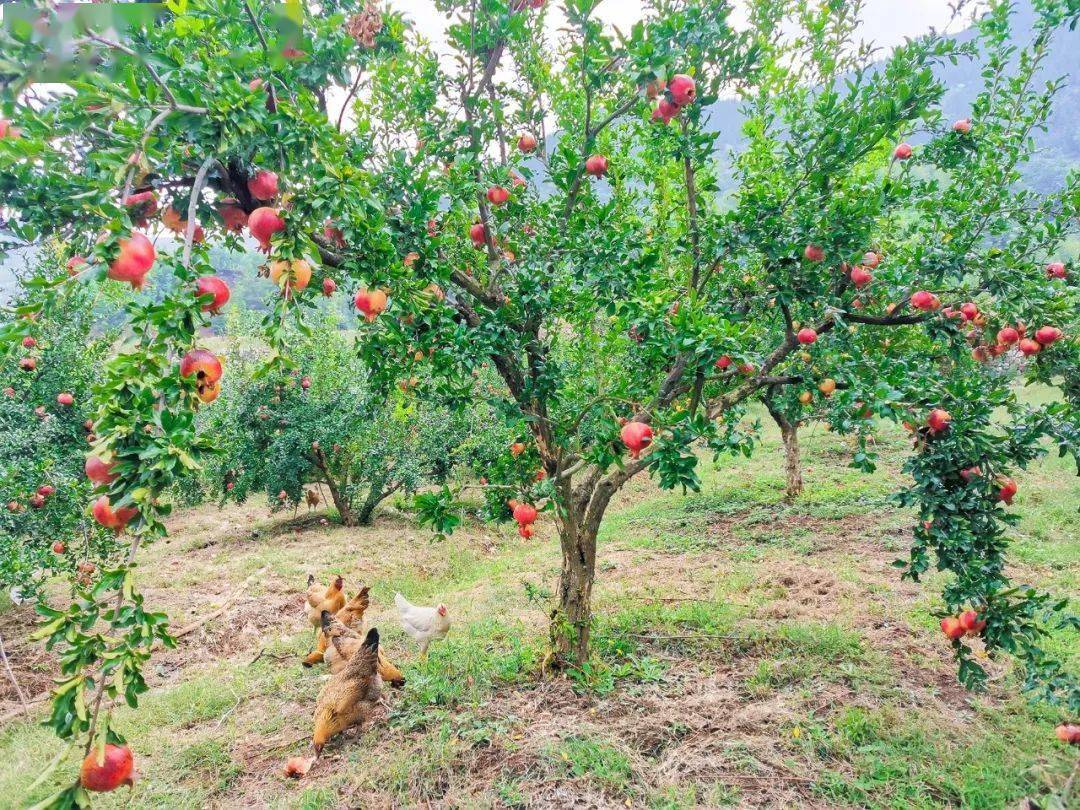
764,395 -> 803,500
551,506 -> 598,664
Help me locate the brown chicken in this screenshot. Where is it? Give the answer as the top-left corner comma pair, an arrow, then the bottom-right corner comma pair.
312,618 -> 383,755
305,574 -> 345,628
303,586 -> 370,667
313,600 -> 406,687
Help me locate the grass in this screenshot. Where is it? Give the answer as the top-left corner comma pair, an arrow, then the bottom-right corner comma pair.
0,390 -> 1077,808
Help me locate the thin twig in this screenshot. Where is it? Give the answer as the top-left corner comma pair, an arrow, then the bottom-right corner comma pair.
182,156 -> 216,268
0,631 -> 28,710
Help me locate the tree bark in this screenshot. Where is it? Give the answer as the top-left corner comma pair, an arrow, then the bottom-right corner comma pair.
764,396 -> 803,500
324,473 -> 355,526
780,421 -> 803,500
551,503 -> 598,665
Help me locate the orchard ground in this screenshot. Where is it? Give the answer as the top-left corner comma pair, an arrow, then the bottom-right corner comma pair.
2,390 -> 1077,809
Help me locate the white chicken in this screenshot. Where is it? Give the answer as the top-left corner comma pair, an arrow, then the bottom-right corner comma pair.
394,593 -> 450,659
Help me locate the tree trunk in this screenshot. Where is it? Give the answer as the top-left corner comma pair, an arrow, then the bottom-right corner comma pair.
780,422 -> 803,500
323,474 -> 355,526
551,508 -> 597,665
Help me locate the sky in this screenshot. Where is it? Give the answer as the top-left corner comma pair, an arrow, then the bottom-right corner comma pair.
392,0 -> 982,54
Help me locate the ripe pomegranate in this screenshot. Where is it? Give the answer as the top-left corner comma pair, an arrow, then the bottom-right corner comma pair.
668,74 -> 696,106
247,170 -> 279,200
654,97 -> 680,123
1017,338 -> 1041,357
952,119 -> 972,134
798,391 -> 813,405
959,302 -> 978,321
818,378 -> 837,396
996,326 -> 1019,345
67,255 -> 87,275
22,336 -> 36,348
958,610 -> 985,634
1055,724 -> 1080,744
1045,261 -> 1067,279
80,744 -> 134,792
910,290 -> 940,311
195,276 -> 230,314
862,251 -> 880,268
323,223 -> 347,248
85,456 -> 117,485
959,465 -> 982,482
803,244 -> 824,262
322,277 -> 337,297
940,616 -> 965,640
3,387 -> 14,397
7,501 -> 20,513
92,496 -> 138,532
218,203 -> 248,233
248,207 -> 285,252
894,142 -> 913,160
584,154 -> 608,177
269,259 -> 312,293
996,477 -> 1018,505
300,376 -> 311,390
487,185 -> 509,206
850,266 -> 872,288
510,442 -> 525,457
1034,325 -> 1062,346
52,541 -> 66,554
469,222 -> 487,247
283,755 -> 313,778
518,133 -> 537,153
644,77 -> 666,99
354,288 -> 388,322
620,421 -> 653,459
518,524 -> 534,539
0,118 -> 19,139
39,485 -> 55,497
513,503 -> 538,526
927,408 -> 951,433
19,357 -> 36,372
56,392 -> 74,406
107,233 -> 156,289
796,328 -> 817,345
123,190 -> 158,226
29,494 -> 45,508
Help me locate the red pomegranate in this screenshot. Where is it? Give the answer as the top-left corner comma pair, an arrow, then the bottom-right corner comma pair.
715,355 -> 732,370
796,328 -> 817,345
996,477 -> 1018,505
513,503 -> 538,526
180,349 -> 223,384
322,277 -> 337,297
668,74 -> 696,106
56,392 -> 74,406
195,276 -> 231,314
585,154 -> 608,177
92,496 -> 138,532
67,255 -> 87,275
247,169 -> 279,200
620,421 -> 653,459
107,233 -> 156,290
850,266 -> 872,288
862,251 -> 880,268
927,408 -> 951,433
894,142 -> 913,160
354,288 -> 388,322
248,207 -> 285,252
803,244 -> 824,262
487,186 -> 509,206
910,290 -> 940,311
1034,325 -> 1062,346
958,610 -> 985,634
518,524 -> 534,539
469,222 -> 487,247
1017,338 -> 1041,357
940,617 -> 964,640
1045,261 -> 1067,279
518,133 -> 537,153
85,455 -> 117,485
952,119 -> 972,134
996,326 -> 1020,345
218,203 -> 248,233
123,190 -> 158,226
80,744 -> 134,792
959,302 -> 978,321
38,484 -> 55,497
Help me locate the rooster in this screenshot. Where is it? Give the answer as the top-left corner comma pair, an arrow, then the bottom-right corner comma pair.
312,619 -> 383,755
395,593 -> 450,659
303,586 -> 370,667
305,574 -> 345,628
317,603 -> 406,687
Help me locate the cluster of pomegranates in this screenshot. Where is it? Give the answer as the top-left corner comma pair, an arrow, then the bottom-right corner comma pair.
940,609 -> 985,640
511,501 -> 538,538
649,73 -> 696,125
6,482 -> 56,514
969,321 -> 1064,363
